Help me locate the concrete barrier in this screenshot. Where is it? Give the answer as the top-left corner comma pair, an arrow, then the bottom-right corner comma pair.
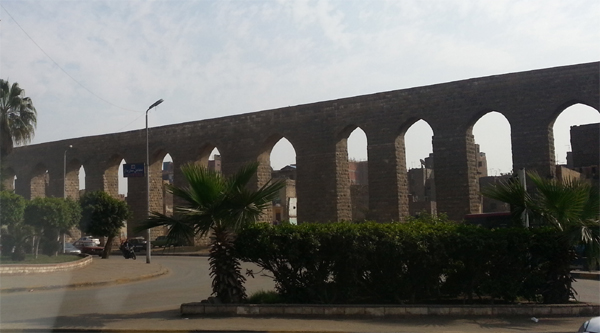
181,303 -> 600,317
0,255 -> 92,275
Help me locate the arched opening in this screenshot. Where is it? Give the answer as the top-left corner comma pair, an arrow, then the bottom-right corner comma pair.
553,104 -> 600,165
270,138 -> 296,171
405,120 -> 434,170
471,111 -> 513,213
552,103 -> 600,182
347,127 -> 368,221
117,159 -> 128,197
161,153 -> 174,216
404,119 -> 435,217
268,137 -> 297,224
472,111 -> 512,176
79,165 -> 86,193
198,145 -> 222,172
208,148 -> 221,172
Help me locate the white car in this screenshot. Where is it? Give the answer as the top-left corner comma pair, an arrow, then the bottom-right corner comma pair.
579,317 -> 600,333
76,236 -> 100,246
64,243 -> 81,254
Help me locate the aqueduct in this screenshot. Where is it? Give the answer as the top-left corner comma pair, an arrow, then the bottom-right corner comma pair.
3,62 -> 599,236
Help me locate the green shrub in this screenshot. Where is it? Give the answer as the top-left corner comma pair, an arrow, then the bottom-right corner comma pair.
236,221 -> 570,304
246,290 -> 284,304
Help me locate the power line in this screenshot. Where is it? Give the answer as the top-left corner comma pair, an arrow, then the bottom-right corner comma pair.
0,4 -> 142,114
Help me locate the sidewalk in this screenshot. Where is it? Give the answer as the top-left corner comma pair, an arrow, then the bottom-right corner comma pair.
0,255 -> 168,293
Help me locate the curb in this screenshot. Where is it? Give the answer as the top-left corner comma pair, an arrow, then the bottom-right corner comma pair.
181,303 -> 600,318
149,252 -> 209,257
573,271 -> 600,281
0,267 -> 170,293
0,255 -> 93,275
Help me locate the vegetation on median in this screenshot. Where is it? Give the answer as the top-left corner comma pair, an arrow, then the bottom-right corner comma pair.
236,218 -> 578,305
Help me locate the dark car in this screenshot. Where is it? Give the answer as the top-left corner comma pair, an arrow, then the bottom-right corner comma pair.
152,235 -> 186,248
128,237 -> 147,252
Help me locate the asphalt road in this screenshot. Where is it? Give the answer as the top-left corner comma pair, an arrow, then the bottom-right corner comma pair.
0,256 -> 597,332
0,256 -> 275,328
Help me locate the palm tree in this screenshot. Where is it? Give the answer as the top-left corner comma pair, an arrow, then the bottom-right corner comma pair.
482,171 -> 599,302
0,79 -> 37,156
1,221 -> 35,261
481,171 -> 599,248
136,162 -> 285,303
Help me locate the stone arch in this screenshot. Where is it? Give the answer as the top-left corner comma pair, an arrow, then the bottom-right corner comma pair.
399,118 -> 436,218
467,110 -> 514,175
65,158 -> 83,199
550,102 -> 599,168
460,110 -> 511,215
259,133 -> 288,179
549,99 -> 598,124
466,110 -> 513,214
150,149 -> 174,217
30,163 -> 48,199
333,124 -> 366,221
258,134 -> 298,223
2,167 -> 16,191
105,154 -> 125,198
195,143 -> 222,170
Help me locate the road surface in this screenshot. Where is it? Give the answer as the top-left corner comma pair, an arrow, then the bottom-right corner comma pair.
0,256 -> 597,332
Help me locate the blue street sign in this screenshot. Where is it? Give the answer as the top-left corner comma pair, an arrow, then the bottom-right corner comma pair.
123,163 -> 145,177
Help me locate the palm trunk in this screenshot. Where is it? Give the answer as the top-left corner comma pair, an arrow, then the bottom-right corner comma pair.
208,225 -> 246,303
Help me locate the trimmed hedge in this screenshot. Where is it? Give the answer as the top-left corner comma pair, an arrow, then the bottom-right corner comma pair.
235,222 -> 574,304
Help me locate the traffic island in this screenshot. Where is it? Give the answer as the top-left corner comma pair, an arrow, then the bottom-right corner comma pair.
0,254 -> 92,275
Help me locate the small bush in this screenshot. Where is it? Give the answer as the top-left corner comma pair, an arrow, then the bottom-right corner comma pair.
246,290 -> 284,304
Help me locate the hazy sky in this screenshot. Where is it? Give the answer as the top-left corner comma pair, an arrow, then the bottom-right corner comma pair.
2,0 -> 599,181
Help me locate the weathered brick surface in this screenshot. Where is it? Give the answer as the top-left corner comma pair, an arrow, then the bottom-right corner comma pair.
5,62 -> 599,227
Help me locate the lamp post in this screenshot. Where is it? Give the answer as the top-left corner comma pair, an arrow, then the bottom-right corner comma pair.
146,99 -> 164,264
63,144 -> 72,253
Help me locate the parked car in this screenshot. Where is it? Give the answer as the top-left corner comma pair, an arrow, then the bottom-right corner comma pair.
152,235 -> 186,248
579,317 -> 600,333
75,236 -> 100,246
64,243 -> 81,254
73,240 -> 104,256
127,237 -> 147,252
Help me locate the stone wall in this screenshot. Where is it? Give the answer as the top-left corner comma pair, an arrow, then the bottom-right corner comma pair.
5,62 -> 599,232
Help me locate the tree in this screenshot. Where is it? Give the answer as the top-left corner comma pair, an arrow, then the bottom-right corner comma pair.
136,162 -> 285,303
79,191 -> 131,259
0,190 -> 26,228
0,190 -> 29,260
0,79 -> 37,157
481,171 -> 600,302
24,197 -> 81,257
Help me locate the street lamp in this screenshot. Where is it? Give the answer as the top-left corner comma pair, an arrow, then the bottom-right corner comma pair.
146,99 -> 163,264
63,144 -> 72,253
